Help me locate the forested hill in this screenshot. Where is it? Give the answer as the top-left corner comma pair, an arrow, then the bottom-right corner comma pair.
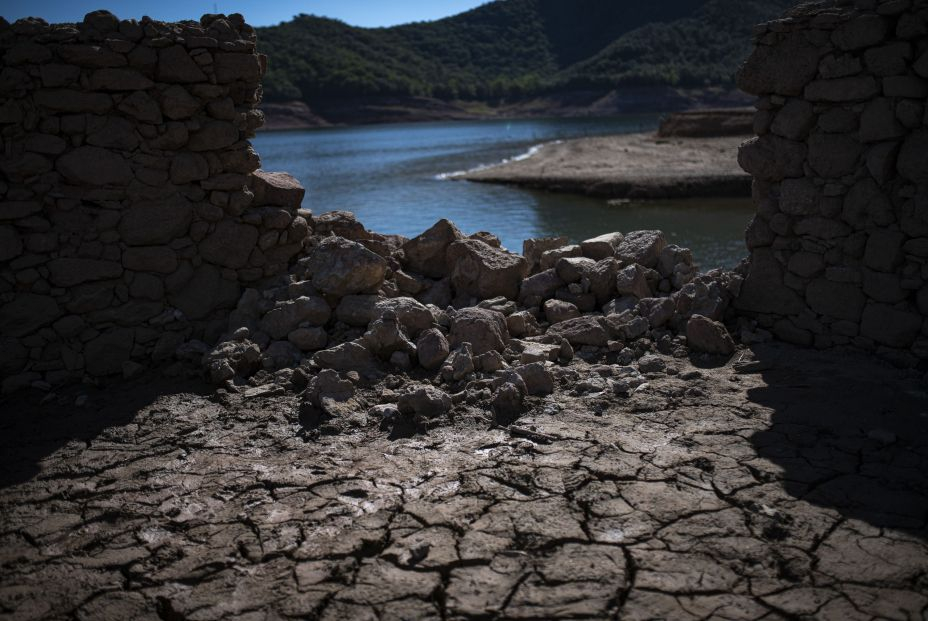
256,0 -> 796,122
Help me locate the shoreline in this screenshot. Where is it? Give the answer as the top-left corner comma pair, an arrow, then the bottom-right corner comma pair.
457,132 -> 753,199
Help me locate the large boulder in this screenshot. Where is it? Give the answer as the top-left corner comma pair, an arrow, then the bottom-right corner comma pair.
307,236 -> 387,297
251,170 -> 305,209
446,239 -> 529,301
685,315 -> 735,356
615,231 -> 667,269
417,328 -> 450,370
259,296 -> 331,339
402,219 -> 463,278
449,307 -> 509,355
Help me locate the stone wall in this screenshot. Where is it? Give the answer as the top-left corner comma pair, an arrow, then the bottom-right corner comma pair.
736,0 -> 928,365
0,11 -> 310,391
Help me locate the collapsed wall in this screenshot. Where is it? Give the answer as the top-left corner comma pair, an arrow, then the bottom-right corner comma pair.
0,11 -> 310,390
736,0 -> 928,364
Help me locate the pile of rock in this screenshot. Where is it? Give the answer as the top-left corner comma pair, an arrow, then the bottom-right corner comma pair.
200,213 -> 744,433
736,0 -> 928,365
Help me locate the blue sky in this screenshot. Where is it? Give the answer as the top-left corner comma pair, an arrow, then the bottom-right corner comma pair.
1,0 -> 488,28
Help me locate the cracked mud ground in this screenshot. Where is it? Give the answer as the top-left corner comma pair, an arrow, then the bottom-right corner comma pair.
1,343 -> 927,621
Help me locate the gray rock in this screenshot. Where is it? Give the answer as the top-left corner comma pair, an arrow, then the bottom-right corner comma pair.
397,385 -> 451,420
308,236 -> 388,297
288,327 -> 328,352
638,355 -> 666,374
447,239 -> 529,300
449,307 -> 509,355
251,170 -> 305,209
555,257 -> 595,283
544,299 -> 580,324
443,343 -> 475,382
615,231 -> 666,269
546,315 -> 608,347
260,296 -> 331,339
313,340 -> 380,376
519,269 -> 564,304
540,244 -> 582,270
401,219 -> 463,278
604,311 -> 649,341
203,339 -> 261,383
638,297 -> 675,328
523,236 -> 568,272
416,328 -> 450,370
364,311 -> 416,361
506,311 -> 541,338
491,382 -> 523,422
580,232 -> 624,260
615,263 -> 652,299
514,362 -> 554,396
685,315 -> 735,356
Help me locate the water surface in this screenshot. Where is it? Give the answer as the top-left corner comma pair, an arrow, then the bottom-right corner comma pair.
252,117 -> 752,269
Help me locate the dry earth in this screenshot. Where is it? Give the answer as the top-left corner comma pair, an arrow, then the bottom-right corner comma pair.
461,133 -> 752,199
1,342 -> 927,620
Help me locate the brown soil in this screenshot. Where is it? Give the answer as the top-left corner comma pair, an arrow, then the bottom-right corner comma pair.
461,133 -> 752,200
1,342 -> 926,620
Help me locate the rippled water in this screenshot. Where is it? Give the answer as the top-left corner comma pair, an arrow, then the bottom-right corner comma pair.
252,117 -> 753,269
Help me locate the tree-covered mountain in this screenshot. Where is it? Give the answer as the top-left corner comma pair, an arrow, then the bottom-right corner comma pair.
256,0 -> 795,115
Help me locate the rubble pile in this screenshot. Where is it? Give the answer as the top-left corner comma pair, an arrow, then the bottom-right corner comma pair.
200,213 -> 746,433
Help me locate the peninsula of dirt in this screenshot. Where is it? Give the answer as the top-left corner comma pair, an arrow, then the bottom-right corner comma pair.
459,132 -> 752,199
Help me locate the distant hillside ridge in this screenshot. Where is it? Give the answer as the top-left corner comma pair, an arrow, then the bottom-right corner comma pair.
256,0 -> 797,124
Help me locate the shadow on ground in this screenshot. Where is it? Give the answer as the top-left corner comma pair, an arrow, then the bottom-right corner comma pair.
746,343 -> 928,539
0,375 -> 211,490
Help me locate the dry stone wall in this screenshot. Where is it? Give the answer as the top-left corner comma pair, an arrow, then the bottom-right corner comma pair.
0,11 -> 310,391
736,0 -> 928,365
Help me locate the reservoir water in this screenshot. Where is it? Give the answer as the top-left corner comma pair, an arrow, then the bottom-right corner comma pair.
252,117 -> 753,270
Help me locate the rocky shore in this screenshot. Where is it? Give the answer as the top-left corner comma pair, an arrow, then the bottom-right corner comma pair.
459,132 -> 753,199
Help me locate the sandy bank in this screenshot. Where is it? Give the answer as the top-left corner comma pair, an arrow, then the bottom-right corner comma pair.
460,132 -> 752,199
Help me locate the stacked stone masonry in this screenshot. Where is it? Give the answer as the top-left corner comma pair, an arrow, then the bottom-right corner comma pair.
737,0 -> 928,364
0,11 -> 311,390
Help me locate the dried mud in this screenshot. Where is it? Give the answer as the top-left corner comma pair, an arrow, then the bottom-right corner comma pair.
2,342 -> 927,620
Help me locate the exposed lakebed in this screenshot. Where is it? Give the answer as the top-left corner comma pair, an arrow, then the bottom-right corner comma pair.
253,117 -> 753,269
